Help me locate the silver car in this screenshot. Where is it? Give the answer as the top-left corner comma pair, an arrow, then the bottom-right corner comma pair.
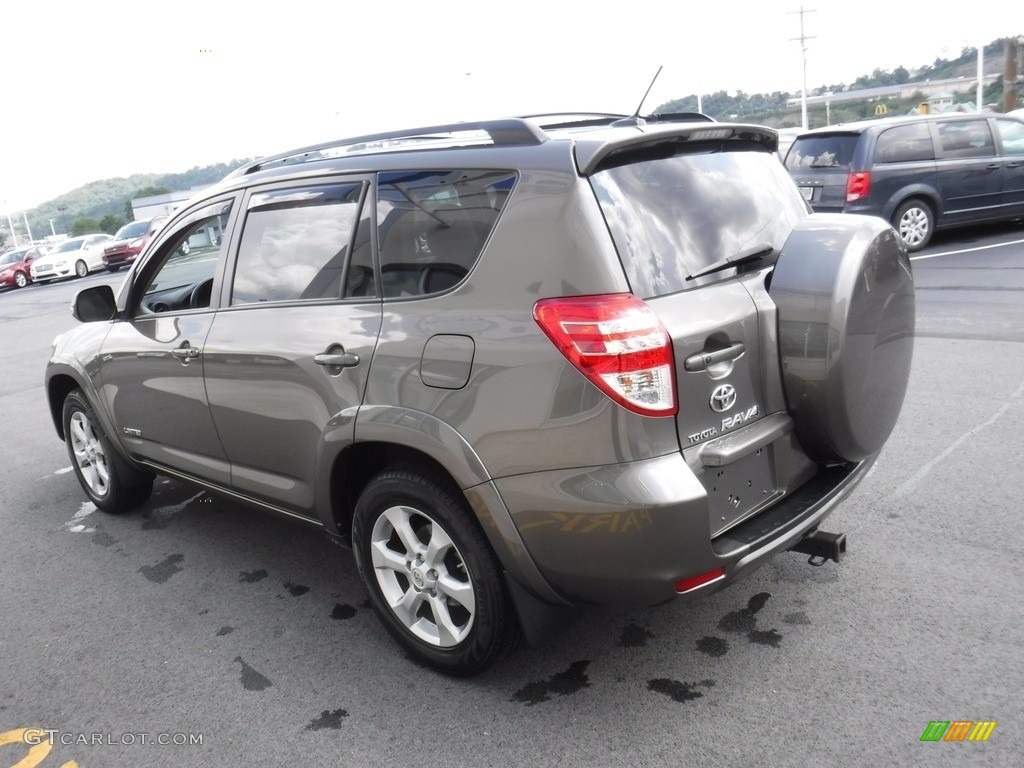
45,115 -> 915,675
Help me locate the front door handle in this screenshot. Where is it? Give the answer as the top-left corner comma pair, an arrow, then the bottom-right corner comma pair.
170,344 -> 201,363
314,352 -> 360,368
684,342 -> 746,372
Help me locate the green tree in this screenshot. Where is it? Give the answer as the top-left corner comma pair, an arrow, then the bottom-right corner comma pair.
99,213 -> 125,234
71,217 -> 100,236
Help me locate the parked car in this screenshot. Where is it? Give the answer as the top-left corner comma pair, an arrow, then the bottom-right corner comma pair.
46,114 -> 915,675
102,217 -> 167,271
0,245 -> 44,289
784,112 -> 1024,251
31,234 -> 114,282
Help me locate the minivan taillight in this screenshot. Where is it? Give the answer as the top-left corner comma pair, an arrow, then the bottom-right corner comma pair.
533,293 -> 676,417
846,171 -> 871,202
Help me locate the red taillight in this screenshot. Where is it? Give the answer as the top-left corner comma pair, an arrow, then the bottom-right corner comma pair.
674,566 -> 725,594
846,171 -> 871,202
533,293 -> 676,417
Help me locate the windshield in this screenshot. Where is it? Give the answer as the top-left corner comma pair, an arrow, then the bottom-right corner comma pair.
55,239 -> 85,253
0,250 -> 26,266
114,220 -> 151,240
591,145 -> 808,298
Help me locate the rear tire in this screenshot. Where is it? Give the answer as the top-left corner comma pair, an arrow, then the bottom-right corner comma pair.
62,389 -> 153,513
75,260 -> 88,278
106,265 -> 122,273
14,271 -> 28,288
893,198 -> 934,252
352,467 -> 520,676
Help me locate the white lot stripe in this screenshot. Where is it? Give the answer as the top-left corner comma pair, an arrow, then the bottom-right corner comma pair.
909,237 -> 1024,261
886,378 -> 1024,503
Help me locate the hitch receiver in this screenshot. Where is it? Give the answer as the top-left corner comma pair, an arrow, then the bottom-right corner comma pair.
790,529 -> 847,565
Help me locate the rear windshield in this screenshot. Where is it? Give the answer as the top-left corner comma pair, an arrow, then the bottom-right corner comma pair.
591,145 -> 808,298
784,134 -> 860,170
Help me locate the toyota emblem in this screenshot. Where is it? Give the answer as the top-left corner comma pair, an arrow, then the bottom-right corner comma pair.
710,384 -> 737,413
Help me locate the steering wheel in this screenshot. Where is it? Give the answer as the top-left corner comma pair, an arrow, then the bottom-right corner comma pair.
189,278 -> 215,309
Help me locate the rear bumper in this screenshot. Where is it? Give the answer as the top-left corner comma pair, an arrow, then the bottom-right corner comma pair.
495,451 -> 874,606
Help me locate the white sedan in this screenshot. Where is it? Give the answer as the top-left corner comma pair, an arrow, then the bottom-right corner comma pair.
30,234 -> 114,282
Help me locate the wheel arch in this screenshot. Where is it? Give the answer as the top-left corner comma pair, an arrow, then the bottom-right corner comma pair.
884,186 -> 942,224
316,405 -> 569,610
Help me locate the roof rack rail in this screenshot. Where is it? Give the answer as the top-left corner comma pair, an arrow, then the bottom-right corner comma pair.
521,111 -> 715,131
230,118 -> 549,177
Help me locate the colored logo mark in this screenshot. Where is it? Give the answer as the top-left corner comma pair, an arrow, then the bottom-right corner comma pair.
920,720 -> 997,742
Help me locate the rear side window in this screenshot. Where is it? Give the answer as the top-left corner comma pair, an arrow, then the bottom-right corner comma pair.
995,118 -> 1024,156
784,134 -> 860,170
592,146 -> 808,298
231,182 -> 368,304
377,170 -> 515,298
874,123 -> 934,163
937,120 -> 994,158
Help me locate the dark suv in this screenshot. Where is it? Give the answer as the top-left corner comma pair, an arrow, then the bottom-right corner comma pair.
785,113 -> 1024,251
46,115 -> 915,675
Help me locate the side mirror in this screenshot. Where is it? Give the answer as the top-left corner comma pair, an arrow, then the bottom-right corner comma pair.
72,285 -> 117,323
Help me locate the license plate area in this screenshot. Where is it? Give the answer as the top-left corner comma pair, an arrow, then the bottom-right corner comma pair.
799,185 -> 814,202
704,445 -> 780,537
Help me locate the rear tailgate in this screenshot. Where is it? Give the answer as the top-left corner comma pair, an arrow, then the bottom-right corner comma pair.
589,140 -> 812,535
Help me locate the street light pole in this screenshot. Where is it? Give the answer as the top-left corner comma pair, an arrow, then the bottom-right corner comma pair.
790,6 -> 816,131
22,212 -> 34,243
4,210 -> 17,247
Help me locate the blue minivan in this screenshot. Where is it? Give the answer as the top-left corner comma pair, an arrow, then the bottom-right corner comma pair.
785,113 -> 1024,251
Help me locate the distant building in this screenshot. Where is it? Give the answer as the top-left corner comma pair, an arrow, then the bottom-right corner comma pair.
131,186 -> 211,221
788,74 -> 1000,108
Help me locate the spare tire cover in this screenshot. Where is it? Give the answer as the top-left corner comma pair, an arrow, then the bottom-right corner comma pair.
770,213 -> 915,464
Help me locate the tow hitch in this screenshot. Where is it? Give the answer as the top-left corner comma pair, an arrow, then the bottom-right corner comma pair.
791,529 -> 847,566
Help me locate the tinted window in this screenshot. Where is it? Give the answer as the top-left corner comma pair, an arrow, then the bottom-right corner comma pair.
874,123 -> 934,163
592,146 -> 808,298
377,170 -> 515,298
231,183 -> 365,305
784,134 -> 860,170
937,120 -> 994,158
995,118 -> 1024,156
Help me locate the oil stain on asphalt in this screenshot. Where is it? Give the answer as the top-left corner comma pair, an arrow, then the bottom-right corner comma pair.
512,660 -> 590,706
138,553 -> 184,584
305,709 -> 349,731
234,656 -> 273,691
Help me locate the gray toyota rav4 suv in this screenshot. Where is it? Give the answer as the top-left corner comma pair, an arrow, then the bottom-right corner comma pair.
46,114 -> 915,675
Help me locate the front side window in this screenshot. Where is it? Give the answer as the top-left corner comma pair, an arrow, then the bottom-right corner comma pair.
134,201 -> 233,315
231,182 -> 366,305
937,120 -> 994,158
874,123 -> 934,163
377,170 -> 515,298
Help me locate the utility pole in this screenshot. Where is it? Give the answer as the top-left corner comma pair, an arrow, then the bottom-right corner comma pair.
790,6 -> 816,131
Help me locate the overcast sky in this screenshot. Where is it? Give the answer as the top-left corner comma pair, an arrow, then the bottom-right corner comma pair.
1,0 -> 1018,212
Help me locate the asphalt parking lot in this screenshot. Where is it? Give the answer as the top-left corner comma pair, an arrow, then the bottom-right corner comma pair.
1,222 -> 1022,767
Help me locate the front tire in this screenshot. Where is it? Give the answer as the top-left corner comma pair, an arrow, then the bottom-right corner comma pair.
74,260 -> 88,278
106,265 -> 122,273
14,271 -> 28,288
352,467 -> 520,676
62,389 -> 153,513
893,198 -> 934,252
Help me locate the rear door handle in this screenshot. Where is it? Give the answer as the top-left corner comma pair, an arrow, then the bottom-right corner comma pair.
314,352 -> 360,368
684,342 -> 746,372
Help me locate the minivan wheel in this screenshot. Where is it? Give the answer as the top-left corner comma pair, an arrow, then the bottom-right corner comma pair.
74,260 -> 89,278
352,468 -> 520,676
893,198 -> 934,252
62,389 -> 153,513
